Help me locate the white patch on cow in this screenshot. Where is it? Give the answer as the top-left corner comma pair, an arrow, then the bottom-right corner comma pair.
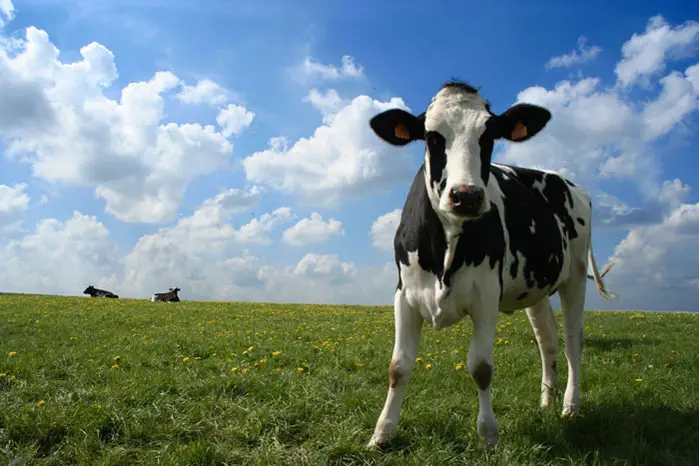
530,218 -> 536,234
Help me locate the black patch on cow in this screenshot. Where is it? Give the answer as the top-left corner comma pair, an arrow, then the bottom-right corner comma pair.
478,125 -> 496,185
577,217 -> 585,226
471,360 -> 492,391
395,166 -> 448,284
517,292 -> 528,300
492,165 -> 565,290
426,131 -> 447,190
443,202 -> 505,293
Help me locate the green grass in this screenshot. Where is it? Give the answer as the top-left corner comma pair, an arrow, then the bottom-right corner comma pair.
1,294 -> 698,465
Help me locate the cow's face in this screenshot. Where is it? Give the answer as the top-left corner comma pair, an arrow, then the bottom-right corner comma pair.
370,81 -> 551,223
83,285 -> 94,294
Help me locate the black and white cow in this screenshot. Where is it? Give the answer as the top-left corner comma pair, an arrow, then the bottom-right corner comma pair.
151,287 -> 181,302
366,81 -> 614,448
83,285 -> 119,299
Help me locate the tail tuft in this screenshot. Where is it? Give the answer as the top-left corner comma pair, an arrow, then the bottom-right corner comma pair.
588,246 -> 617,300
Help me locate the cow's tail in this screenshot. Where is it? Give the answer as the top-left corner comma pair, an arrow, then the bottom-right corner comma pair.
587,244 -> 616,300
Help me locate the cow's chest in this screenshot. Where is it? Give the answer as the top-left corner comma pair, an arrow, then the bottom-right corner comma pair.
399,251 -> 501,330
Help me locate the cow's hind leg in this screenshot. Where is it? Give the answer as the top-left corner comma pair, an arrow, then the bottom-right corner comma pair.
525,298 -> 559,408
367,291 -> 423,448
558,260 -> 587,417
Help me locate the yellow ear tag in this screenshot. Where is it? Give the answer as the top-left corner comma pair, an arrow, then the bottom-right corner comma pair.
511,121 -> 528,140
395,123 -> 410,140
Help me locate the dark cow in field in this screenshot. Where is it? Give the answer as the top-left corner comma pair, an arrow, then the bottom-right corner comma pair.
83,285 -> 119,299
151,287 -> 181,302
366,81 -> 615,448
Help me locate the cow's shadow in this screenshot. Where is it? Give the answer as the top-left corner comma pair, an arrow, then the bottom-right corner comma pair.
527,401 -> 699,465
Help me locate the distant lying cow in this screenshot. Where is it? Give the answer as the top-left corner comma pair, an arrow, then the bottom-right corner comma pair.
83,285 -> 119,299
151,287 -> 181,302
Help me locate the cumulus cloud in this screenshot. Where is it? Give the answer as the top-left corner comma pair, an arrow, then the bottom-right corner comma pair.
303,88 -> 347,124
0,182 -> 29,232
292,55 -> 365,84
216,104 -> 255,137
604,202 -> 699,311
0,26 -> 254,223
615,15 -> 699,87
175,78 -> 231,106
0,211 -> 121,295
545,35 -> 602,69
0,0 -> 15,28
370,208 -> 401,252
242,94 -> 417,208
282,212 -> 344,245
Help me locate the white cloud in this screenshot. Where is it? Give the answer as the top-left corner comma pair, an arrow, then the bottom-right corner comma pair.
175,78 -> 230,106
370,208 -> 401,252
641,63 -> 699,140
231,207 -> 296,244
292,55 -> 365,83
242,93 -> 417,208
303,88 -> 347,124
545,35 -> 602,69
616,15 -> 699,87
0,211 -> 121,295
282,212 -> 344,246
0,182 -> 29,231
605,202 -> 699,311
0,26 -> 254,224
0,0 -> 15,28
216,104 -> 255,137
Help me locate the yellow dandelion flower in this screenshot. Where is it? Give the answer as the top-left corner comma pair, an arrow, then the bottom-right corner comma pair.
0,372 -> 5,377
8,352 -> 17,357
313,345 -> 320,352
182,357 -> 189,362
455,363 -> 464,370
272,351 -> 281,357
354,362 -> 361,367
632,353 -> 640,359
297,367 -> 305,373
247,346 -> 254,351
242,368 -> 249,374
275,368 -> 281,372
258,359 -> 267,365
36,400 -> 46,407
415,357 -> 423,364
94,404 -> 102,409
112,364 -> 119,369
530,340 -> 536,344
194,356 -> 201,360
113,355 -> 120,361
635,378 -> 643,382
425,363 -> 432,369
231,367 -> 239,372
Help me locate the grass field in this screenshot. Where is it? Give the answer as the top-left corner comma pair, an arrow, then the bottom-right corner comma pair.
1,294 -> 698,465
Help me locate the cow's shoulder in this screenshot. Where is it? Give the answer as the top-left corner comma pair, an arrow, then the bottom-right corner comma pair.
394,165 -> 447,283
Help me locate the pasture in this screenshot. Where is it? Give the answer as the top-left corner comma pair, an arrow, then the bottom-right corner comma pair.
1,294 -> 698,465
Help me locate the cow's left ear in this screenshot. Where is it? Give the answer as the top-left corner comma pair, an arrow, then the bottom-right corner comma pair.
370,109 -> 426,146
494,103 -> 551,143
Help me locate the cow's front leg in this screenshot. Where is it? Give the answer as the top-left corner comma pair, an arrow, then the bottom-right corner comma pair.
467,301 -> 499,446
367,291 -> 423,448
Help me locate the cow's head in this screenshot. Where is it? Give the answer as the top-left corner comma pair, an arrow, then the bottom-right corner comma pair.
370,81 -> 551,223
83,285 -> 95,294
171,287 -> 181,294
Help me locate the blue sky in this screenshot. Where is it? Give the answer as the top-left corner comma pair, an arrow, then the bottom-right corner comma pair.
1,0 -> 699,311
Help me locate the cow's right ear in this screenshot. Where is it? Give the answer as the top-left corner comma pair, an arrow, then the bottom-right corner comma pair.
370,109 -> 425,146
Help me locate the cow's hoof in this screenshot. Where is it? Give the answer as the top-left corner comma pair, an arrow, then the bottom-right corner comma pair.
477,419 -> 499,447
561,405 -> 582,418
366,430 -> 394,450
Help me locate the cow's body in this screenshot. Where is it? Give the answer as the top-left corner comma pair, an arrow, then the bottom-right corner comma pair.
151,287 -> 181,302
83,285 -> 118,299
397,163 -> 592,330
367,81 -> 614,448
